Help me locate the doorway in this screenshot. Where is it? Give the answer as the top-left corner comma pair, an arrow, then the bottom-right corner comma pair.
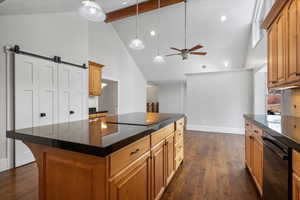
98,79 -> 118,115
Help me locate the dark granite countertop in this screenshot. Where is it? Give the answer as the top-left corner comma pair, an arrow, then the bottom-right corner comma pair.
106,112 -> 183,126
7,113 -> 185,157
244,114 -> 300,151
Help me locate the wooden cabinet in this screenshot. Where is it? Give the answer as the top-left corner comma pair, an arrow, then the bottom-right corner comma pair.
253,136 -> 263,194
245,129 -> 252,171
244,121 -> 263,195
293,173 -> 300,200
276,11 -> 286,85
89,61 -> 104,96
268,23 -> 278,88
109,152 -> 151,200
151,141 -> 166,200
264,0 -> 300,88
286,0 -> 300,83
165,134 -> 175,185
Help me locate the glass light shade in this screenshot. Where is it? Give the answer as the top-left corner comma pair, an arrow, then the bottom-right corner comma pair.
129,38 -> 145,50
79,0 -> 106,22
153,55 -> 165,63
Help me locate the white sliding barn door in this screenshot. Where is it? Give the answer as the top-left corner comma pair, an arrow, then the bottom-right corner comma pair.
58,64 -> 84,123
15,54 -> 58,167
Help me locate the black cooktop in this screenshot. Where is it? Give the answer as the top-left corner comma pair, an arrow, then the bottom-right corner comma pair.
106,112 -> 183,126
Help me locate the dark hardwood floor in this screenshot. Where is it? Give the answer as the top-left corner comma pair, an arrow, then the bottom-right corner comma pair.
0,131 -> 259,200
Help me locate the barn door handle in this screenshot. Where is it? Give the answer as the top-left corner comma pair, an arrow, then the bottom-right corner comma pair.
40,113 -> 46,118
69,110 -> 75,115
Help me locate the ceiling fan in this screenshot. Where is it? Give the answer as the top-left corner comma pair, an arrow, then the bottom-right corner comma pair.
166,0 -> 207,60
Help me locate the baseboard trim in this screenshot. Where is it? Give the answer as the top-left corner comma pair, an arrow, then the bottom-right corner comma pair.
0,158 -> 9,172
187,124 -> 245,135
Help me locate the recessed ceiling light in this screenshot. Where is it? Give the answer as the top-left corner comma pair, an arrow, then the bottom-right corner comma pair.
220,15 -> 227,22
122,1 -> 128,5
150,30 -> 156,36
224,61 -> 229,67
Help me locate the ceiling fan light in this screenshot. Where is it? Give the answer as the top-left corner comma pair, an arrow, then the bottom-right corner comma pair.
129,38 -> 145,50
79,0 -> 106,22
153,55 -> 165,63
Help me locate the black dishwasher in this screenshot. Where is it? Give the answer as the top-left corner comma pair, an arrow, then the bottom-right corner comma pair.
262,134 -> 292,200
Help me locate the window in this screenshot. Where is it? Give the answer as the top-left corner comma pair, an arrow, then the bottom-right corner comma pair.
251,0 -> 275,48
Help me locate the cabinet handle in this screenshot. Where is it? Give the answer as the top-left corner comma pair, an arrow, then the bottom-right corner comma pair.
271,81 -> 277,84
40,113 -> 46,118
296,73 -> 300,76
130,149 -> 140,156
254,130 -> 259,133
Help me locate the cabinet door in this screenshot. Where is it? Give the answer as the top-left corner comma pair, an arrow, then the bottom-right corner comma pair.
88,65 -> 95,95
268,24 -> 278,87
109,153 -> 151,200
165,134 -> 175,185
93,65 -> 102,96
253,137 -> 263,194
151,141 -> 165,200
249,135 -> 255,172
286,0 -> 300,83
88,61 -> 103,96
276,11 -> 286,84
245,130 -> 251,169
293,173 -> 300,200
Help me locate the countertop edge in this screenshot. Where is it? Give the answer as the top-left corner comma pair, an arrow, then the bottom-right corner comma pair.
6,114 -> 185,157
244,114 -> 300,152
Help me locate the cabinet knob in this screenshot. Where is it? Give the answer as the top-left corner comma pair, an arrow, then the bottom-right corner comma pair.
40,113 -> 46,118
69,110 -> 75,115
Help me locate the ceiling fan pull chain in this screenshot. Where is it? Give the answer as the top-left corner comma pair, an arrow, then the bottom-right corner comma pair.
136,0 -> 139,38
157,0 -> 161,55
185,0 -> 187,50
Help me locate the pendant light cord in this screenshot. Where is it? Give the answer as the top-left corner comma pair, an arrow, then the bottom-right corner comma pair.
136,0 -> 139,38
157,0 -> 161,55
184,0 -> 187,49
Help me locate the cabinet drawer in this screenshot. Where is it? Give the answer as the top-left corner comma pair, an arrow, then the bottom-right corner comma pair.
293,150 -> 300,176
252,125 -> 263,137
176,118 -> 185,131
151,123 -> 174,147
109,136 -> 150,177
245,120 -> 252,131
175,153 -> 183,169
175,130 -> 184,143
175,143 -> 184,157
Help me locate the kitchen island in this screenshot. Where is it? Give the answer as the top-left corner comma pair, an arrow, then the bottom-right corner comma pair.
7,112 -> 185,200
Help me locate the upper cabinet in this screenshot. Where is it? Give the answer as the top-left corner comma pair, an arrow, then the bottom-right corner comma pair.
263,0 -> 300,89
89,61 -> 104,96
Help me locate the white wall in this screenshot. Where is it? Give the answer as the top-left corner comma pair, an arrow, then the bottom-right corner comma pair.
88,22 -> 146,114
157,82 -> 185,114
0,12 -> 147,171
253,68 -> 267,115
186,70 -> 253,134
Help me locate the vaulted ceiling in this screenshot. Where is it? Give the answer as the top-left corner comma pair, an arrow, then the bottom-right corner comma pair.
0,0 -> 256,82
112,0 -> 256,82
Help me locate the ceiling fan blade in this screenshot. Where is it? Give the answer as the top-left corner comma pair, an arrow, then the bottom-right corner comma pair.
170,47 -> 183,52
190,52 -> 207,55
165,53 -> 181,57
188,45 -> 204,52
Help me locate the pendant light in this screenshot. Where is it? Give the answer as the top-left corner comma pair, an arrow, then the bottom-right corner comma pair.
153,0 -> 165,63
129,0 -> 145,50
79,0 -> 106,22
